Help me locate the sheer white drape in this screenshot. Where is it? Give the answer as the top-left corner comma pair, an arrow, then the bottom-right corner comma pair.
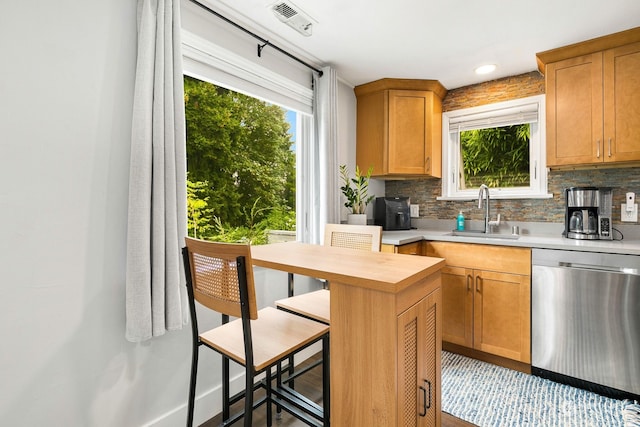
298,66 -> 340,244
125,0 -> 188,342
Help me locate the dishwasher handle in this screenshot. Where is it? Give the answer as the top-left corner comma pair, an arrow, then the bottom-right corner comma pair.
558,261 -> 640,275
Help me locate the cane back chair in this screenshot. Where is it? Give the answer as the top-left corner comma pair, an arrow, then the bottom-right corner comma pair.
182,237 -> 330,427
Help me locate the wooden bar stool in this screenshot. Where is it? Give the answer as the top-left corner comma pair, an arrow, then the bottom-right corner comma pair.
182,237 -> 330,427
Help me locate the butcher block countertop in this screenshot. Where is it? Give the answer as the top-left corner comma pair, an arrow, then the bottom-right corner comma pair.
252,241 -> 444,294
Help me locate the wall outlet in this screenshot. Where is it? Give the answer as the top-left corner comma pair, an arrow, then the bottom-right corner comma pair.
621,203 -> 638,222
410,204 -> 420,218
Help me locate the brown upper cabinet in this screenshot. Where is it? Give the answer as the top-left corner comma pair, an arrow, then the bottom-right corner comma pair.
354,78 -> 447,178
537,27 -> 640,168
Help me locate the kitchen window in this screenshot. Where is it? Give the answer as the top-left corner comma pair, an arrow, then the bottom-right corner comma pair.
440,95 -> 551,200
184,76 -> 298,244
182,29 -> 314,242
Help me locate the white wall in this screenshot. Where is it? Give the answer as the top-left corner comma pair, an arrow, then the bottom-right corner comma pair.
0,1 -> 194,425
337,80 -> 384,222
0,1 -> 356,426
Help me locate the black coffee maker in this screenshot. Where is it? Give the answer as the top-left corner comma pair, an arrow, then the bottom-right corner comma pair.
374,197 -> 411,230
564,187 -> 613,240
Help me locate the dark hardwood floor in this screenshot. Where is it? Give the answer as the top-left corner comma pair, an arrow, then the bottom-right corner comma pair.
200,353 -> 475,427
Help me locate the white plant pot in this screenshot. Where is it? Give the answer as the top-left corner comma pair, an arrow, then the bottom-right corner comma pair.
347,213 -> 367,225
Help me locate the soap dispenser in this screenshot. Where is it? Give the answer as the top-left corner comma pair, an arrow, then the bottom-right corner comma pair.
457,210 -> 465,231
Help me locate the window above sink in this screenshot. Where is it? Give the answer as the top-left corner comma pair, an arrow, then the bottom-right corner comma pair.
439,95 -> 552,201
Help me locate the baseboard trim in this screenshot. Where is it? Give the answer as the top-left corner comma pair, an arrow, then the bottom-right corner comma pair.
443,342 -> 531,374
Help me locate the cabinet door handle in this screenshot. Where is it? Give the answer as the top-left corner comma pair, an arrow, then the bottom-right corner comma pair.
596,139 -> 600,158
608,138 -> 612,157
419,379 -> 432,417
475,275 -> 481,292
466,274 -> 472,291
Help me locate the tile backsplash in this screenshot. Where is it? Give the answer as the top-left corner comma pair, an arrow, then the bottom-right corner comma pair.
385,167 -> 640,225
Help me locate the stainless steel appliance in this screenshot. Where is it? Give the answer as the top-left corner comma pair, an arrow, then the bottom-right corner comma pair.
564,186 -> 613,240
532,248 -> 640,400
374,197 -> 411,230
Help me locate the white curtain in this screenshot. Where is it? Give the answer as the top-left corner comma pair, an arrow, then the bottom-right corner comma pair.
125,0 -> 188,342
299,66 -> 340,244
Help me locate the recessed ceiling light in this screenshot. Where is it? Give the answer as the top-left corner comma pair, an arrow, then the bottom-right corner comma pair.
475,64 -> 497,75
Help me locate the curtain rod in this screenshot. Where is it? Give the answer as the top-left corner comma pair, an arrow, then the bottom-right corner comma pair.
187,0 -> 323,77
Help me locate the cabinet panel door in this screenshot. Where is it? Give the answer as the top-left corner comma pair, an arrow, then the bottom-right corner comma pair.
473,270 -> 531,363
546,53 -> 603,166
388,90 -> 431,174
421,290 -> 440,427
604,41 -> 640,162
356,90 -> 386,175
398,302 -> 421,427
441,266 -> 473,347
397,290 -> 441,427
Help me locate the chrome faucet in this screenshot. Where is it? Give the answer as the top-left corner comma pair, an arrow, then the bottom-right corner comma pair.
478,184 -> 491,233
478,184 -> 501,233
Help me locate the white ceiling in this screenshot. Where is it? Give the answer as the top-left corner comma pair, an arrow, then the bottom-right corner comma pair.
207,0 -> 640,90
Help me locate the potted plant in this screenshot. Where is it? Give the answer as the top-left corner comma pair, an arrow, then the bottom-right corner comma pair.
340,164 -> 375,225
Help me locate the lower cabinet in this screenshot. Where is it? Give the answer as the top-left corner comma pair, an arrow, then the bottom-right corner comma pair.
330,261 -> 442,425
426,242 -> 531,363
382,241 -> 424,255
398,288 -> 441,427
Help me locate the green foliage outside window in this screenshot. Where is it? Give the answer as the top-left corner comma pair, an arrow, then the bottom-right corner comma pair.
206,198 -> 295,245
184,76 -> 296,243
187,179 -> 214,239
460,124 -> 530,188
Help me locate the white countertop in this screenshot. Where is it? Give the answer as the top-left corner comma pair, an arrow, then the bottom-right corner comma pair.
382,228 -> 640,256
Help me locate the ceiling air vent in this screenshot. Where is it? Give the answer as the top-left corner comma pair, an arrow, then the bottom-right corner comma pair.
271,1 -> 315,37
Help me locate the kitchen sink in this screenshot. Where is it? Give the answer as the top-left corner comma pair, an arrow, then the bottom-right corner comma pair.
446,230 -> 520,240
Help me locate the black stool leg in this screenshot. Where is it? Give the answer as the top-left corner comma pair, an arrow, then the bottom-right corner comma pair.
322,334 -> 330,426
243,365 -> 255,427
275,363 -> 283,419
187,344 -> 199,427
223,355 -> 230,422
266,367 -> 273,426
287,273 -> 295,390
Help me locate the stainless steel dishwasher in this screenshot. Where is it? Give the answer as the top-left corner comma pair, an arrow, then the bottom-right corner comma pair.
532,248 -> 640,400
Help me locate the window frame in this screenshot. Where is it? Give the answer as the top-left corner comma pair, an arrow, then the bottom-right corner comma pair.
439,94 -> 552,200
182,30 -> 314,241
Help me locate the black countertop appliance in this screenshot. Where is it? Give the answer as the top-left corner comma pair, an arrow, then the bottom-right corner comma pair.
374,197 -> 411,230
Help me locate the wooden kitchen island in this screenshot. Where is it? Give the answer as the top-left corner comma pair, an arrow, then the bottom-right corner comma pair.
251,242 -> 445,427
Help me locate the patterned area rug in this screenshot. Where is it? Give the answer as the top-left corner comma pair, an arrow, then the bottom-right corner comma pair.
441,351 -> 640,427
